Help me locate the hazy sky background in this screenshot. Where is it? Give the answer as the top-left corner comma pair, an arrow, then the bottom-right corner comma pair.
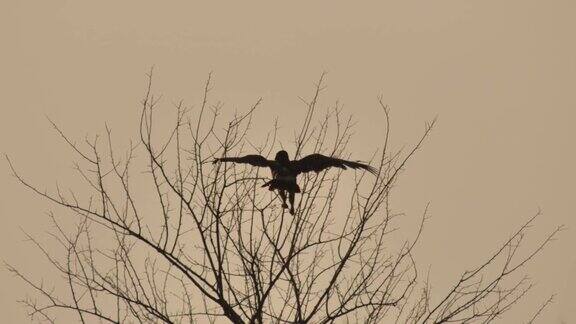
1,1 -> 575,322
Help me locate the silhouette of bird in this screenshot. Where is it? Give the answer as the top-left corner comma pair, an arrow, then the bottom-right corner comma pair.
213,150 -> 377,215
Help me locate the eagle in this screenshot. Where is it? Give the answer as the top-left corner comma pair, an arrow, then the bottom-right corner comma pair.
213,150 -> 377,215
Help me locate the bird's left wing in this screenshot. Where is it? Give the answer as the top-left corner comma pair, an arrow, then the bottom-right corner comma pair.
213,154 -> 274,168
292,153 -> 377,175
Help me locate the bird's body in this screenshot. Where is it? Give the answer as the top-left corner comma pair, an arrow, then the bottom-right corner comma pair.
214,150 -> 376,214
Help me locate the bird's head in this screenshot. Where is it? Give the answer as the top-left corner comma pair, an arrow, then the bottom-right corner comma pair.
275,150 -> 290,164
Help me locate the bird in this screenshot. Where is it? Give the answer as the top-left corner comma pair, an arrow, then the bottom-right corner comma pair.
213,150 -> 377,215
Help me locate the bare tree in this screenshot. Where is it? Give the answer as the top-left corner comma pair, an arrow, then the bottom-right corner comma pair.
5,72 -> 562,323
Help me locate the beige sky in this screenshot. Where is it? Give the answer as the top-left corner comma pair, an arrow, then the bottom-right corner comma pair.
1,1 -> 575,323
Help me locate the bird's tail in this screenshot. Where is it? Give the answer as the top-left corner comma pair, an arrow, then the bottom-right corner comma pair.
261,179 -> 301,193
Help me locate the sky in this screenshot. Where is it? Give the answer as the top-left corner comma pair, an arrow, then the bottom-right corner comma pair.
1,1 -> 575,322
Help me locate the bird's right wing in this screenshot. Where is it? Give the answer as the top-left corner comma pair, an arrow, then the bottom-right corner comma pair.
213,155 -> 274,168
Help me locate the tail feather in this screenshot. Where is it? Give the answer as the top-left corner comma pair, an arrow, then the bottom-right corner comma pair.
261,179 -> 300,193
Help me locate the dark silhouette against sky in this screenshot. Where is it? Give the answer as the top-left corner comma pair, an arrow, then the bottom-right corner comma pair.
214,150 -> 376,214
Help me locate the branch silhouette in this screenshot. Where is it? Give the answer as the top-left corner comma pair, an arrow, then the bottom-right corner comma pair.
5,72 -> 561,323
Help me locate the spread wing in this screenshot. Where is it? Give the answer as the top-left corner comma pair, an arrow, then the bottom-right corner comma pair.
292,153 -> 377,175
213,155 -> 275,168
